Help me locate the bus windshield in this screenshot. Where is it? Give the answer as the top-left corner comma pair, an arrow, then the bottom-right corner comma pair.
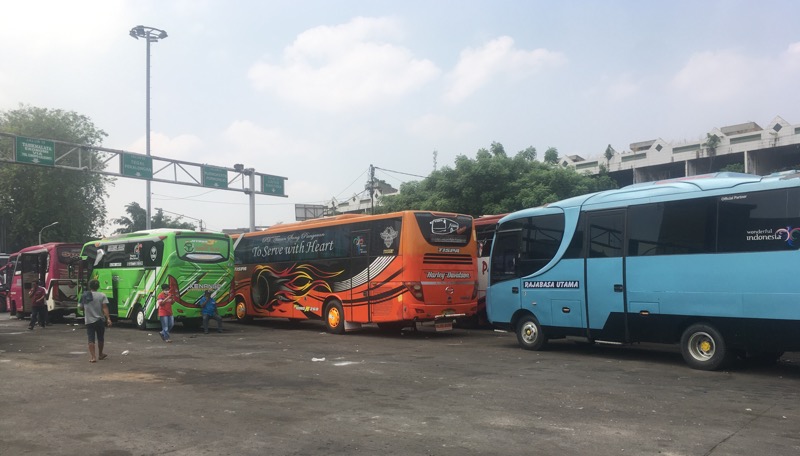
176,235 -> 230,263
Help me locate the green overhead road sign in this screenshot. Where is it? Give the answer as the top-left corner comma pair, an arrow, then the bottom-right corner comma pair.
16,136 -> 55,166
121,152 -> 153,179
202,166 -> 228,189
261,174 -> 286,196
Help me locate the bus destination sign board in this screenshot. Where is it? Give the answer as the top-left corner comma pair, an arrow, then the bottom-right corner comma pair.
16,136 -> 55,166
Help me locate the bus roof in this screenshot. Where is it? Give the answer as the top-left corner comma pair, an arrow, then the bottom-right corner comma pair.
15,242 -> 82,255
244,210 -> 470,236
502,172 -> 798,223
92,228 -> 224,241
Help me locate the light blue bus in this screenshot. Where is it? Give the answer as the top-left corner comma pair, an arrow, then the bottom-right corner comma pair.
487,172 -> 800,370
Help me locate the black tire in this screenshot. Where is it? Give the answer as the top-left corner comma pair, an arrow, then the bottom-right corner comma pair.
680,323 -> 733,371
324,301 -> 345,335
516,314 -> 547,351
134,306 -> 148,330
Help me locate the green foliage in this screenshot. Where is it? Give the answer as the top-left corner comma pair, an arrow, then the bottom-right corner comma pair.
0,105 -> 110,251
112,202 -> 196,234
720,163 -> 745,173
378,142 -> 618,216
703,133 -> 721,155
490,141 -> 506,157
604,144 -> 615,163
516,146 -> 536,161
543,147 -> 559,165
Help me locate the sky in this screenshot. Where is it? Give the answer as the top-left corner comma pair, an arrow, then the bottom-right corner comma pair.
2,0 -> 800,235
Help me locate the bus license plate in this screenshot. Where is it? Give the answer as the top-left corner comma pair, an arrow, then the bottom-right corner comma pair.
435,321 -> 453,332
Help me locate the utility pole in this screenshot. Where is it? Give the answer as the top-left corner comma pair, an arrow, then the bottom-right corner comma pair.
369,164 -> 375,215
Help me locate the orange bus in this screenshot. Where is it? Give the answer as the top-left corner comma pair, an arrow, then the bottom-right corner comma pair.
232,211 -> 478,333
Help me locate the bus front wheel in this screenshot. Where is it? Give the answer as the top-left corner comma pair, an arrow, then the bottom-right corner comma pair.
234,300 -> 251,322
325,301 -> 345,335
516,315 -> 547,351
134,306 -> 148,331
680,323 -> 733,371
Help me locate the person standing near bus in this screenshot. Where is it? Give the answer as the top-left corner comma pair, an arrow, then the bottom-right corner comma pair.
199,290 -> 223,334
79,279 -> 112,363
28,281 -> 48,330
157,283 -> 176,343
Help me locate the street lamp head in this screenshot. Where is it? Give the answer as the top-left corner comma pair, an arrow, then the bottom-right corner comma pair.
233,163 -> 244,172
129,25 -> 168,42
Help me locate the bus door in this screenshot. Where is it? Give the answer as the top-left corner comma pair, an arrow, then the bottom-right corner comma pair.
585,210 -> 627,342
20,253 -> 44,313
486,228 -> 523,323
349,230 -> 373,322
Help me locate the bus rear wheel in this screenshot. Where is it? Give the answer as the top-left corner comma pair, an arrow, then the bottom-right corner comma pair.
325,301 -> 345,335
134,306 -> 148,331
516,315 -> 547,351
680,323 -> 733,371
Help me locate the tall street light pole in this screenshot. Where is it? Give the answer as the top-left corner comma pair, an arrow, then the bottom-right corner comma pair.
130,25 -> 168,230
38,221 -> 59,245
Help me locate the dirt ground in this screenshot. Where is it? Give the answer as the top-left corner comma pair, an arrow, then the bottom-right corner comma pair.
1,315 -> 799,456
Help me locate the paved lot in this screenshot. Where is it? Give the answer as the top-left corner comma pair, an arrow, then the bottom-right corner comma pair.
1,314 -> 799,456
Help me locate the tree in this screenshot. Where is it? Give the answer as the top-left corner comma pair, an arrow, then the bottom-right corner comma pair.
703,133 -> 722,172
544,147 -> 559,165
703,133 -> 721,156
516,146 -> 537,161
490,141 -> 507,157
604,144 -> 615,165
112,202 -> 196,234
0,105 -> 110,251
378,142 -> 617,216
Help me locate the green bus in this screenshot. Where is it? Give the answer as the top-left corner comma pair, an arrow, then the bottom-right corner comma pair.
77,229 -> 234,329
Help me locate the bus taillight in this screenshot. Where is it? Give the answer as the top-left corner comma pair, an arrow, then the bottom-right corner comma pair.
471,280 -> 478,300
404,282 -> 424,301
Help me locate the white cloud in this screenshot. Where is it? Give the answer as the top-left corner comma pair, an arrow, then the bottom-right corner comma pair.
247,17 -> 440,112
781,42 -> 800,72
606,74 -> 641,102
0,1 -> 135,57
671,50 -> 754,102
128,132 -> 204,161
443,36 -> 566,103
671,44 -> 800,104
221,120 -> 318,166
408,114 -> 475,140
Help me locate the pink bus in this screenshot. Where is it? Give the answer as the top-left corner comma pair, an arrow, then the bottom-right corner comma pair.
6,243 -> 82,320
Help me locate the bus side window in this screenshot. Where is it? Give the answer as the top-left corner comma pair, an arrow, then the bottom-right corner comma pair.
518,214 -> 565,273
588,212 -> 624,258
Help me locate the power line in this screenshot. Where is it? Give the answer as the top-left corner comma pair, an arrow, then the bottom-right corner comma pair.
373,166 -> 426,179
